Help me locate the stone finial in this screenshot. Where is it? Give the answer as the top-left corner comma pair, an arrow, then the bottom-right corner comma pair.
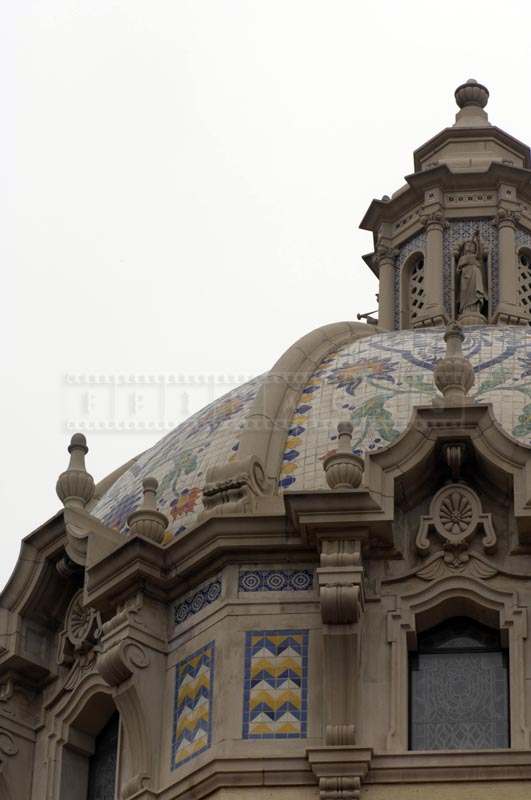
127,477 -> 168,543
56,433 -> 95,509
323,422 -> 364,490
433,321 -> 475,404
454,79 -> 490,128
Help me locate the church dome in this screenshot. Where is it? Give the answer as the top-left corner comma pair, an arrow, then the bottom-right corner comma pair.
91,79 -> 531,539
92,324 -> 531,538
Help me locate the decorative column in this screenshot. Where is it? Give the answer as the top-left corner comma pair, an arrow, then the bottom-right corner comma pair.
493,208 -> 527,325
375,243 -> 397,331
417,210 -> 447,327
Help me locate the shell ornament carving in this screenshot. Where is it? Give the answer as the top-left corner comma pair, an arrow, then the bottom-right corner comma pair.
416,483 -> 496,559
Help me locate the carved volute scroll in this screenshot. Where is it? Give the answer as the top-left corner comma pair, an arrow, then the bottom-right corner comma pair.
318,539 -> 365,625
200,454 -> 268,519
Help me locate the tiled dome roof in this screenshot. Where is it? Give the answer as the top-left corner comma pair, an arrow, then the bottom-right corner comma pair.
91,376 -> 262,539
278,325 -> 531,492
93,325 -> 531,539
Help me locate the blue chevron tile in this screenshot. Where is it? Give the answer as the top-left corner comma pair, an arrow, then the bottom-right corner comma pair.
242,629 -> 309,739
172,641 -> 215,770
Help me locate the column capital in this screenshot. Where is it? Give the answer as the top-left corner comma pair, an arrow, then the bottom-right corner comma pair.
419,209 -> 448,231
493,207 -> 521,229
374,243 -> 399,265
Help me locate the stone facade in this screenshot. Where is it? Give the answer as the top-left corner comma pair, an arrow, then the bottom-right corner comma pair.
3,80 -> 531,799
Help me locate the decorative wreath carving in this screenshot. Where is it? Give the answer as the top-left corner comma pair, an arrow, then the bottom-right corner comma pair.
416,483 -> 496,559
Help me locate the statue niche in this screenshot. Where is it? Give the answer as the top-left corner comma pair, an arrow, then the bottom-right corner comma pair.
454,230 -> 488,324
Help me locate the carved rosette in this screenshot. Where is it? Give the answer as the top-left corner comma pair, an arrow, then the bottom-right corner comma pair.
58,592 -> 102,662
57,591 -> 103,692
416,483 -> 496,561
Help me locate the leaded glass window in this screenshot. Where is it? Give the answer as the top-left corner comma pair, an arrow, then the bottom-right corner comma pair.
87,712 -> 119,800
409,617 -> 509,751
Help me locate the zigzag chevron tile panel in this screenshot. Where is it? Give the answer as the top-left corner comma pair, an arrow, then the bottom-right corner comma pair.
242,629 -> 308,739
172,641 -> 214,769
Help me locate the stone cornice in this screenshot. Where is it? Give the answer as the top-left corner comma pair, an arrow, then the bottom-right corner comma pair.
151,748 -> 531,799
367,748 -> 531,784
284,490 -> 394,551
0,512 -> 66,612
413,124 -> 531,173
360,161 -> 531,233
84,514 -> 311,610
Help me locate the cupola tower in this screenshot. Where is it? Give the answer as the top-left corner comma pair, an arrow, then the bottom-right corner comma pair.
361,80 -> 531,330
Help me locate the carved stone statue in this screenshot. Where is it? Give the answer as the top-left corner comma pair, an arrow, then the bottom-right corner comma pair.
455,229 -> 488,322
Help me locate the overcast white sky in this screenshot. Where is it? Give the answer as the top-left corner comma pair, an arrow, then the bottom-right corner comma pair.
3,0 -> 531,590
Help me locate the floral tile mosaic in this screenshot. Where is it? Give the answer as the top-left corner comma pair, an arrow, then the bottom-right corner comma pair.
91,377 -> 263,538
278,325 -> 531,491
172,641 -> 214,770
242,629 -> 308,739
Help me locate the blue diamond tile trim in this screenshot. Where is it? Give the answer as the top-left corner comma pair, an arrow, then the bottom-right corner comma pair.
239,569 -> 314,593
174,579 -> 222,626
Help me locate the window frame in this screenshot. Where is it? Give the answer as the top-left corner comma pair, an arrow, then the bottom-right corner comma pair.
407,616 -> 510,751
385,579 -> 529,753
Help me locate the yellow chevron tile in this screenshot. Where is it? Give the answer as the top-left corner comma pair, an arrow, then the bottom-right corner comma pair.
178,674 -> 210,700
250,656 -> 301,677
249,722 -> 273,734
249,689 -> 301,710
176,709 -> 209,737
276,722 -> 300,734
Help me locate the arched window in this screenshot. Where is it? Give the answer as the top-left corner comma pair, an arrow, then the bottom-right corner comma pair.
401,252 -> 425,327
518,247 -> 531,319
87,711 -> 119,800
409,617 -> 509,751
59,696 -> 119,800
